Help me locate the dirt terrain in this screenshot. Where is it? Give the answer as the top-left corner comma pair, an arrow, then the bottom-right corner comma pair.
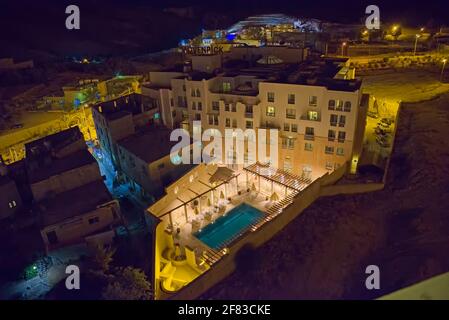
203,93 -> 449,299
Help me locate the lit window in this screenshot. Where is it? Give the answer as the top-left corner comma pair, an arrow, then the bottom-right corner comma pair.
344,101 -> 351,112
267,92 -> 275,102
308,111 -> 319,121
328,100 -> 335,110
266,106 -> 275,117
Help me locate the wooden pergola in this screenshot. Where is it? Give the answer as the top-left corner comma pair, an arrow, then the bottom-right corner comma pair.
244,162 -> 312,194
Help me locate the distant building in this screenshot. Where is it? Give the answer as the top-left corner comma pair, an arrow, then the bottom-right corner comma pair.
38,180 -> 120,251
117,128 -> 194,198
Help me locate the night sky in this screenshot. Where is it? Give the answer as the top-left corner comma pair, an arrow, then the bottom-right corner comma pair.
0,0 -> 448,58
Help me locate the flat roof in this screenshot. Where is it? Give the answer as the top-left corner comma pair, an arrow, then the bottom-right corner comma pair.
117,127 -> 178,163
28,149 -> 96,184
39,180 -> 112,227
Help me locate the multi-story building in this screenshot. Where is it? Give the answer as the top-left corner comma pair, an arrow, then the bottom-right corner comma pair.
23,126 -> 121,251
92,93 -> 162,169
117,128 -> 194,198
144,56 -> 367,180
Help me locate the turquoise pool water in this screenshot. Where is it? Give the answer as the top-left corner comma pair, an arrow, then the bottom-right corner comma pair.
194,203 -> 264,250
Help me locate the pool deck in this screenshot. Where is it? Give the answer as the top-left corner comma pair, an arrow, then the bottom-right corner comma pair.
171,191 -> 272,256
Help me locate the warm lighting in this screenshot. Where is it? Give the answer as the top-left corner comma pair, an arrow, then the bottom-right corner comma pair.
420,27 -> 425,32
415,34 -> 421,38
362,30 -> 369,36
342,42 -> 347,46
392,25 -> 399,32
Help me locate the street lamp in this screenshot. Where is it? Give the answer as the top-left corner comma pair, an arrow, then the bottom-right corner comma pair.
441,58 -> 447,82
341,42 -> 347,56
413,34 -> 420,56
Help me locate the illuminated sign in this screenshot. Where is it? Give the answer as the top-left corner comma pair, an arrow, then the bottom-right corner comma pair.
182,45 -> 224,55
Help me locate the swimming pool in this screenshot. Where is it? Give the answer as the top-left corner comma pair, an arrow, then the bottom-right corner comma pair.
194,203 -> 264,250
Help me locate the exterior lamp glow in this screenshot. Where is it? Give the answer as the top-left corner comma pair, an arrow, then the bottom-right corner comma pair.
441,58 -> 447,82
413,34 -> 421,56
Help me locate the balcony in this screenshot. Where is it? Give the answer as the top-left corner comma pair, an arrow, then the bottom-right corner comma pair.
338,122 -> 345,127
328,136 -> 336,141
304,134 -> 315,141
286,114 -> 296,119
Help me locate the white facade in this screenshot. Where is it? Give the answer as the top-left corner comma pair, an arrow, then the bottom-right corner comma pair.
145,62 -> 366,179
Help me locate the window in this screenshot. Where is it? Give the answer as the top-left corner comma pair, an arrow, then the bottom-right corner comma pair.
309,96 -> 317,106
267,92 -> 275,102
212,101 -> 220,111
177,96 -> 186,108
223,82 -> 231,92
328,129 -> 336,141
282,137 -> 295,149
195,113 -> 201,121
325,161 -> 333,170
246,121 -> 253,129
325,146 -> 334,154
191,89 -> 196,97
192,102 -> 196,110
225,118 -> 231,127
182,85 -> 186,91
304,142 -> 313,151
330,114 -> 338,126
208,115 -> 219,126
170,98 -> 174,107
305,127 -> 314,139
288,94 -> 295,104
308,111 -> 319,121
158,163 -> 165,169
339,115 -> 346,127
245,105 -> 253,114
46,231 -> 58,244
291,124 -> 298,132
8,200 -> 17,209
286,108 -> 296,119
284,123 -> 290,131
196,89 -> 201,97
224,102 -> 230,112
232,119 -> 237,128
344,101 -> 351,112
338,131 -> 346,142
266,106 -> 275,116
197,102 -> 202,110
284,156 -> 293,171
337,147 -> 344,156
88,217 -> 100,224
328,99 -> 335,110
172,110 -> 177,118
231,104 -> 236,112
336,100 -> 343,111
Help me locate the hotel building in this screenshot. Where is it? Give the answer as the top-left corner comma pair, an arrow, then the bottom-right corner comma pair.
145,55 -> 368,180
145,54 -> 369,299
